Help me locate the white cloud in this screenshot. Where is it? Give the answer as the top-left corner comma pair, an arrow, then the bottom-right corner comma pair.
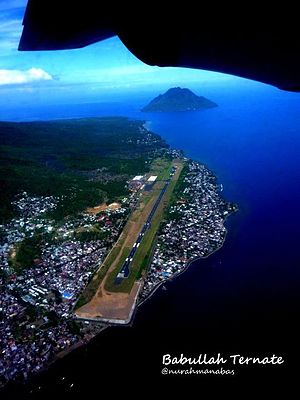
0,67 -> 53,85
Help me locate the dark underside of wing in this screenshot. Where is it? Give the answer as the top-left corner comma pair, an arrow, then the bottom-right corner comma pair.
19,1 -> 300,92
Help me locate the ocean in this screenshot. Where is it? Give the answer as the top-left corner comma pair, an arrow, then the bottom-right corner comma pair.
2,81 -> 300,395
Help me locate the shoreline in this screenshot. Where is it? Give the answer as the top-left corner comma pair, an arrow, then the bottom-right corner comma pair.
0,216 -> 234,391
40,212 -> 234,377
1,157 -> 237,390
31,211 -> 234,379
137,207 -> 235,308
40,174 -> 238,379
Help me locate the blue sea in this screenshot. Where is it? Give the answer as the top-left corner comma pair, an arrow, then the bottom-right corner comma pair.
2,81 -> 300,394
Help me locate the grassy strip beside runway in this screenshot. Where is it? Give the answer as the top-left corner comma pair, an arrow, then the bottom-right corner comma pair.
74,238 -> 125,309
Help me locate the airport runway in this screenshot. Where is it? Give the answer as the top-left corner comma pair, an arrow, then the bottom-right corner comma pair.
115,179 -> 170,283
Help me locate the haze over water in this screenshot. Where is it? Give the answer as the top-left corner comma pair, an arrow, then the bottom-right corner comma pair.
3,80 -> 300,394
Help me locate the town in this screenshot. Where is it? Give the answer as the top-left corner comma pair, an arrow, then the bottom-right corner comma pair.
140,160 -> 237,301
0,153 -> 236,387
0,191 -> 130,385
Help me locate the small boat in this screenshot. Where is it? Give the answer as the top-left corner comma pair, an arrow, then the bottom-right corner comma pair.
162,285 -> 167,291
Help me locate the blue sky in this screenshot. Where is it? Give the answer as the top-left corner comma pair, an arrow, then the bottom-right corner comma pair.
0,0 -> 262,111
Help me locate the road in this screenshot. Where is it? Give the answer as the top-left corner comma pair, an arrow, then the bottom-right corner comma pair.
115,179 -> 170,283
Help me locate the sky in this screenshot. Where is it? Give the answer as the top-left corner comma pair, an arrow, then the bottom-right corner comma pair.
0,0 -> 253,111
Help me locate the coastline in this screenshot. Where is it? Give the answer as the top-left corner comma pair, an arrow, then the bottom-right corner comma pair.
44,169 -> 238,377
41,209 -> 235,378
137,207 -> 236,309
1,155 -> 237,390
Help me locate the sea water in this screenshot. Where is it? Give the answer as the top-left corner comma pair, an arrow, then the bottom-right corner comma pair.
3,80 -> 300,394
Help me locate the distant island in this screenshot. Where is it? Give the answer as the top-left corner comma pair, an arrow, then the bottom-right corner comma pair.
141,87 -> 218,112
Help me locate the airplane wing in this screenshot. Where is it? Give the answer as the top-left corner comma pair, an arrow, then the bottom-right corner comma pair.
19,1 -> 300,92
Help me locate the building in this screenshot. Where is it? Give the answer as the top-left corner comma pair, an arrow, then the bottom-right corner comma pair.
132,175 -> 144,181
129,175 -> 145,191
147,175 -> 157,183
145,175 -> 157,190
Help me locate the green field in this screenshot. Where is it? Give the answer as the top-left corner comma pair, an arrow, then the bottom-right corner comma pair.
149,157 -> 172,180
8,232 -> 57,274
103,247 -> 132,290
9,236 -> 42,273
74,237 -> 126,309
